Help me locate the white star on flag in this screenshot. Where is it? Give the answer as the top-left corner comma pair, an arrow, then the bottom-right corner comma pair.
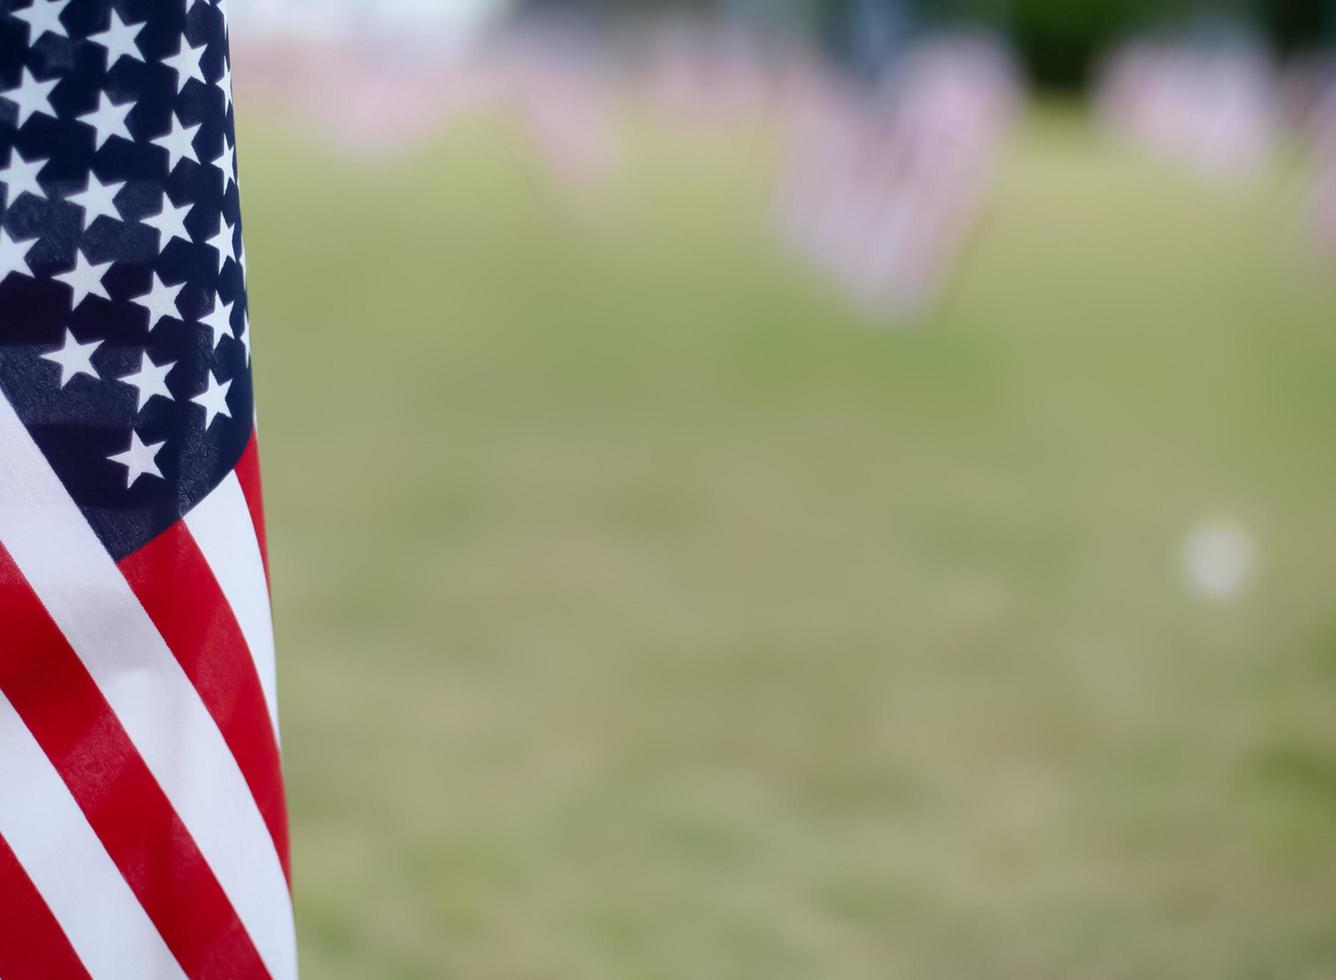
142,192 -> 193,251
107,430 -> 166,487
1,68 -> 59,128
88,9 -> 146,66
0,149 -> 47,205
199,296 -> 233,350
78,92 -> 135,149
212,135 -> 236,192
152,112 -> 202,170
67,174 -> 126,229
11,0 -> 70,42
40,328 -> 102,388
0,229 -> 38,281
54,248 -> 113,307
192,370 -> 233,429
205,220 -> 235,272
238,311 -> 251,364
216,59 -> 233,112
133,273 -> 185,330
118,351 -> 176,411
162,37 -> 208,94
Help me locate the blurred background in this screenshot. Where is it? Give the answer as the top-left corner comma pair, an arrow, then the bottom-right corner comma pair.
229,1 -> 1336,976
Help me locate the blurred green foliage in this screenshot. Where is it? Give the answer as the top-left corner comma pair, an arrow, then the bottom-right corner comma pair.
520,0 -> 1336,88
992,0 -> 1334,87
990,0 -> 1174,88
821,0 -> 1336,87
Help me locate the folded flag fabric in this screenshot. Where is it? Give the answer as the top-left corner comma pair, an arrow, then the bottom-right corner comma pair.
0,0 -> 295,977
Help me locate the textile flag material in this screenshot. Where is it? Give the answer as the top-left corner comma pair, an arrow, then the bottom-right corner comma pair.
0,0 -> 295,977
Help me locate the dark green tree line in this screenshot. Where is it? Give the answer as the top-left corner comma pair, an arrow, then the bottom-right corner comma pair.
516,0 -> 1336,88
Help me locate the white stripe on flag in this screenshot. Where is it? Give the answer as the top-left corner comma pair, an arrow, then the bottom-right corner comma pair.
0,690 -> 185,980
0,395 -> 297,980
185,471 -> 280,735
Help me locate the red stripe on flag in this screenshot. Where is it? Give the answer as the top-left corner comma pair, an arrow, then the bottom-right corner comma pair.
0,833 -> 91,980
120,520 -> 291,881
234,434 -> 270,582
0,545 -> 271,980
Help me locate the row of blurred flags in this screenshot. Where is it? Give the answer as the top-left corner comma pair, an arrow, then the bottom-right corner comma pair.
1099,32 -> 1336,250
231,9 -> 1336,318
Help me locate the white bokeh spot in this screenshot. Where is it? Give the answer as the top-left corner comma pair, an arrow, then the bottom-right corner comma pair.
1180,515 -> 1257,603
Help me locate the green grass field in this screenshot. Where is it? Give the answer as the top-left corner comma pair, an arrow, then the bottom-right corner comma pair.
240,105 -> 1336,978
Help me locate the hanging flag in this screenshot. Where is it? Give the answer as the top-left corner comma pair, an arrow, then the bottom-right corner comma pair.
0,0 -> 295,977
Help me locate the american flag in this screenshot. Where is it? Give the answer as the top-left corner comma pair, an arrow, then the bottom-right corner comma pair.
775,36 -> 1018,320
0,0 -> 295,977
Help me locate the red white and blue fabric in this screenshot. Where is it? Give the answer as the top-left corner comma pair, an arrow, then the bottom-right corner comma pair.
0,0 -> 294,977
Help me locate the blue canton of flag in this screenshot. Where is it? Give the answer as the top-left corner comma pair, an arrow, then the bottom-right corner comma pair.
0,0 -> 252,559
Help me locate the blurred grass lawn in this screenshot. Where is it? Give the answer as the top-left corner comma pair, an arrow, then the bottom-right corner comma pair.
240,104 -> 1336,979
